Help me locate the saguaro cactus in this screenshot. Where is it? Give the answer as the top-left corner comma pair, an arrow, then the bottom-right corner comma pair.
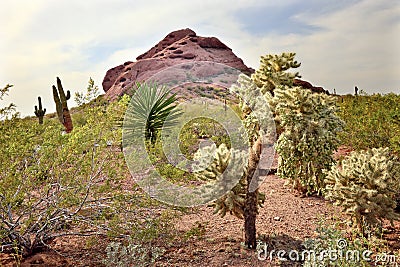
34,96 -> 46,124
52,77 -> 73,133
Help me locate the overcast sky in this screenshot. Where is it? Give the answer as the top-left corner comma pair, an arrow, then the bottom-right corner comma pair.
1,0 -> 399,117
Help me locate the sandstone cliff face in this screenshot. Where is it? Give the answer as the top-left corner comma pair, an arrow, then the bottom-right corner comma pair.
102,28 -> 254,99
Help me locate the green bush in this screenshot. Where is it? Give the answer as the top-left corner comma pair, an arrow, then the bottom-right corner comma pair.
337,93 -> 400,155
0,98 -> 127,256
324,147 -> 400,235
273,87 -> 344,195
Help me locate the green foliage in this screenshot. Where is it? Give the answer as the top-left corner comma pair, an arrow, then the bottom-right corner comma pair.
126,82 -> 182,142
324,147 -> 400,235
251,52 -> 301,95
34,96 -> 46,124
103,209 -> 176,266
0,84 -> 18,120
178,117 -> 231,160
273,87 -> 344,195
0,97 -> 128,256
144,134 -> 198,185
74,77 -> 101,106
337,93 -> 400,155
52,77 -> 73,133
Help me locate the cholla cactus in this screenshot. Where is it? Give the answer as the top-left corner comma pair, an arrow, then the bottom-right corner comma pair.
251,52 -> 301,95
193,144 -> 265,219
325,147 -> 400,235
194,53 -> 301,249
274,87 -> 344,195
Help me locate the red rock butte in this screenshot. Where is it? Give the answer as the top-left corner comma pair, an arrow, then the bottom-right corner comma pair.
102,28 -> 254,99
102,28 -> 327,99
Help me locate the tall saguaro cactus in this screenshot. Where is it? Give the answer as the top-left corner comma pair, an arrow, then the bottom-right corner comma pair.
34,96 -> 46,124
52,77 -> 73,133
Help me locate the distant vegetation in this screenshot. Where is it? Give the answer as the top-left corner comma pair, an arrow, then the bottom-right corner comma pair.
337,93 -> 400,155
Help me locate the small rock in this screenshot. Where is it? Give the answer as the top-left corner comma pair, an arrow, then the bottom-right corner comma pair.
273,216 -> 281,221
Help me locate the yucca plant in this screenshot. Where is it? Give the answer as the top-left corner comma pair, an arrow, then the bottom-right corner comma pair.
126,82 -> 182,143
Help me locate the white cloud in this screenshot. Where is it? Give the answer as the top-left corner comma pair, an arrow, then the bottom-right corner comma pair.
229,0 -> 400,94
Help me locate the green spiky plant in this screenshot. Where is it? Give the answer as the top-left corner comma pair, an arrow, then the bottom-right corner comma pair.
270,87 -> 344,195
251,52 -> 301,95
52,77 -> 73,133
126,82 -> 182,143
34,96 -> 46,124
193,143 -> 265,220
324,147 -> 400,236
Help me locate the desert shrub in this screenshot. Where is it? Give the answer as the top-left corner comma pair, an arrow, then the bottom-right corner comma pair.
272,87 -> 344,195
74,77 -> 101,106
0,98 -> 128,256
324,147 -> 400,235
103,209 -> 177,267
337,93 -> 400,155
178,117 -> 231,159
0,84 -> 18,120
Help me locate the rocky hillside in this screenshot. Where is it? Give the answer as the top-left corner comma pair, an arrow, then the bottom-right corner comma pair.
102,28 -> 254,99
102,28 -> 328,99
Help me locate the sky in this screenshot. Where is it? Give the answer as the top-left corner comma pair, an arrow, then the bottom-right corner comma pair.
1,0 -> 399,117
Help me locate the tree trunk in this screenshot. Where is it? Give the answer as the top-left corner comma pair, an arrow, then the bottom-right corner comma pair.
244,137 -> 262,249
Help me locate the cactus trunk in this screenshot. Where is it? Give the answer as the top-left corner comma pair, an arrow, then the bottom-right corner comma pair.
34,96 -> 46,124
52,77 -> 73,133
62,107 -> 73,133
244,137 -> 262,249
